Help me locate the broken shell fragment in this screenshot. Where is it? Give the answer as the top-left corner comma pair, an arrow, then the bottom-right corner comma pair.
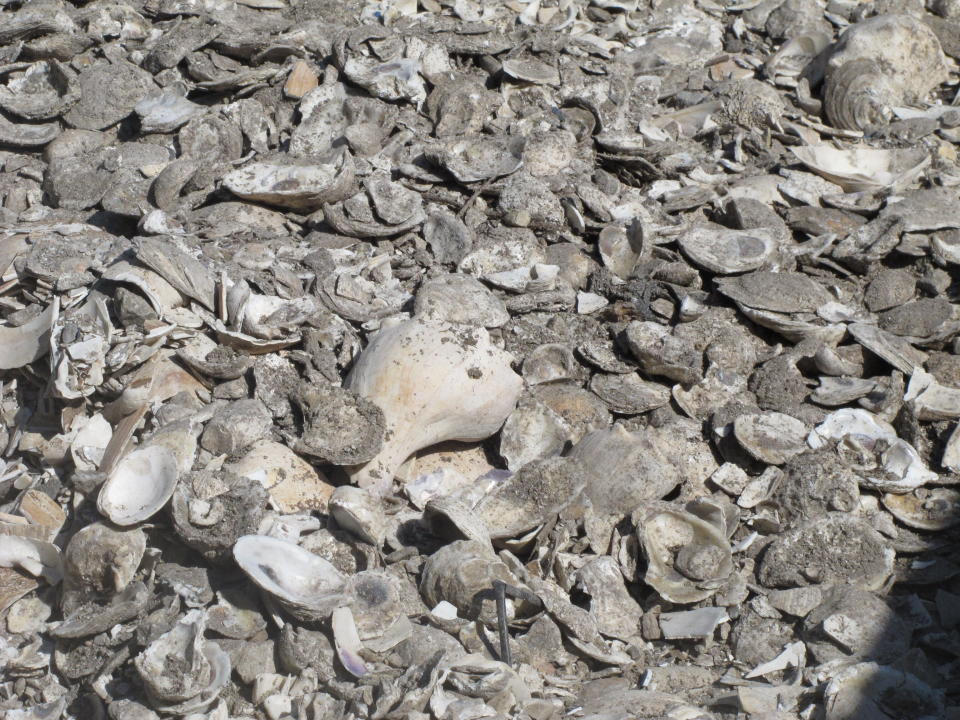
790,145 -> 930,193
881,489 -> 960,531
233,535 -> 349,622
345,318 -> 523,495
329,486 -> 385,546
97,444 -> 179,526
733,412 -> 807,465
637,504 -> 733,604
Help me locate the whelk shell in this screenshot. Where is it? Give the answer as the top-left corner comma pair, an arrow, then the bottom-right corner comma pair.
345,318 -> 523,495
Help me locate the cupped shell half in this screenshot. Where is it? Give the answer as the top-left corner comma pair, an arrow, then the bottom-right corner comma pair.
233,535 -> 348,622
97,444 -> 179,526
637,503 -> 733,604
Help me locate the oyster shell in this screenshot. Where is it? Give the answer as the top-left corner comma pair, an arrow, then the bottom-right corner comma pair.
677,224 -> 778,274
329,486 -> 385,546
222,150 -> 355,212
790,145 -> 929,193
233,535 -> 348,621
636,503 -> 733,604
135,609 -> 231,715
345,318 -> 523,495
97,444 -> 179,526
0,60 -> 79,120
426,135 -> 524,183
824,14 -> 948,131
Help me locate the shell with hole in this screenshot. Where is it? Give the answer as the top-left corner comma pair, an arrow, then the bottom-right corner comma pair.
344,317 -> 523,495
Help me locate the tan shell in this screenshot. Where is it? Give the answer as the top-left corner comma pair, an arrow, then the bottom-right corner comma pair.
345,318 -> 523,495
222,149 -> 355,212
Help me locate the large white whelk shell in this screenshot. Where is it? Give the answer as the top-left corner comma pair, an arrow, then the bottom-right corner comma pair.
134,609 -> 231,715
345,318 -> 523,495
97,444 -> 179,526
637,504 -> 733,604
233,535 -> 348,621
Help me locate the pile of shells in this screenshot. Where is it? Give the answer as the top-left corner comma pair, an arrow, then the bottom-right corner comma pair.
1,0 -> 960,719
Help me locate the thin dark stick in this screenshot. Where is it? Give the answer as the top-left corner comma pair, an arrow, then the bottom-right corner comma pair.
493,580 -> 511,667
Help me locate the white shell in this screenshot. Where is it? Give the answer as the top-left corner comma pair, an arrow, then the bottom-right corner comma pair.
790,145 -> 929,194
345,318 -> 523,495
97,444 -> 179,526
678,224 -> 778,274
233,535 -> 348,621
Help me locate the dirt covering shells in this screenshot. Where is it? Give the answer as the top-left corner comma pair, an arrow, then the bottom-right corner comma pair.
2,0 -> 960,718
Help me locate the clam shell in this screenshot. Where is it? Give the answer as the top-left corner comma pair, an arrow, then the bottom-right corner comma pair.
233,535 -> 348,621
637,503 -> 733,604
97,444 -> 179,526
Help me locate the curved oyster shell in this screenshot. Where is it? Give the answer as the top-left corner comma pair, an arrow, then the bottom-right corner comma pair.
790,145 -> 929,194
222,149 -> 355,212
135,609 -> 231,715
420,539 -> 523,624
678,224 -> 778,274
344,570 -> 412,652
881,488 -> 960,531
345,318 -> 523,495
0,60 -> 79,120
426,135 -> 524,183
824,15 -> 948,131
233,535 -> 348,621
764,31 -> 832,87
637,503 -> 733,604
329,486 -> 385,546
97,444 -> 179,526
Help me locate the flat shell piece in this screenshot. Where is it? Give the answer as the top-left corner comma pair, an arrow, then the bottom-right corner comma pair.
881,489 -> 960,531
659,607 -> 728,640
502,57 -> 560,85
226,440 -> 335,514
0,303 -> 55,370
848,323 -> 927,374
758,514 -> 894,590
715,271 -> 832,313
733,412 -> 807,465
678,224 -> 777,274
790,145 -> 929,193
97,445 -> 179,526
589,372 -> 671,414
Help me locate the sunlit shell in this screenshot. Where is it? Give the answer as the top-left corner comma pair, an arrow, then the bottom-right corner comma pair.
344,570 -> 412,652
329,486 -> 385,546
678,224 -> 777,274
881,489 -> 960,531
637,503 -> 733,604
63,523 -> 145,601
233,535 -> 348,621
824,15 -> 948,131
97,445 -> 179,526
222,149 -> 355,212
790,145 -> 929,193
